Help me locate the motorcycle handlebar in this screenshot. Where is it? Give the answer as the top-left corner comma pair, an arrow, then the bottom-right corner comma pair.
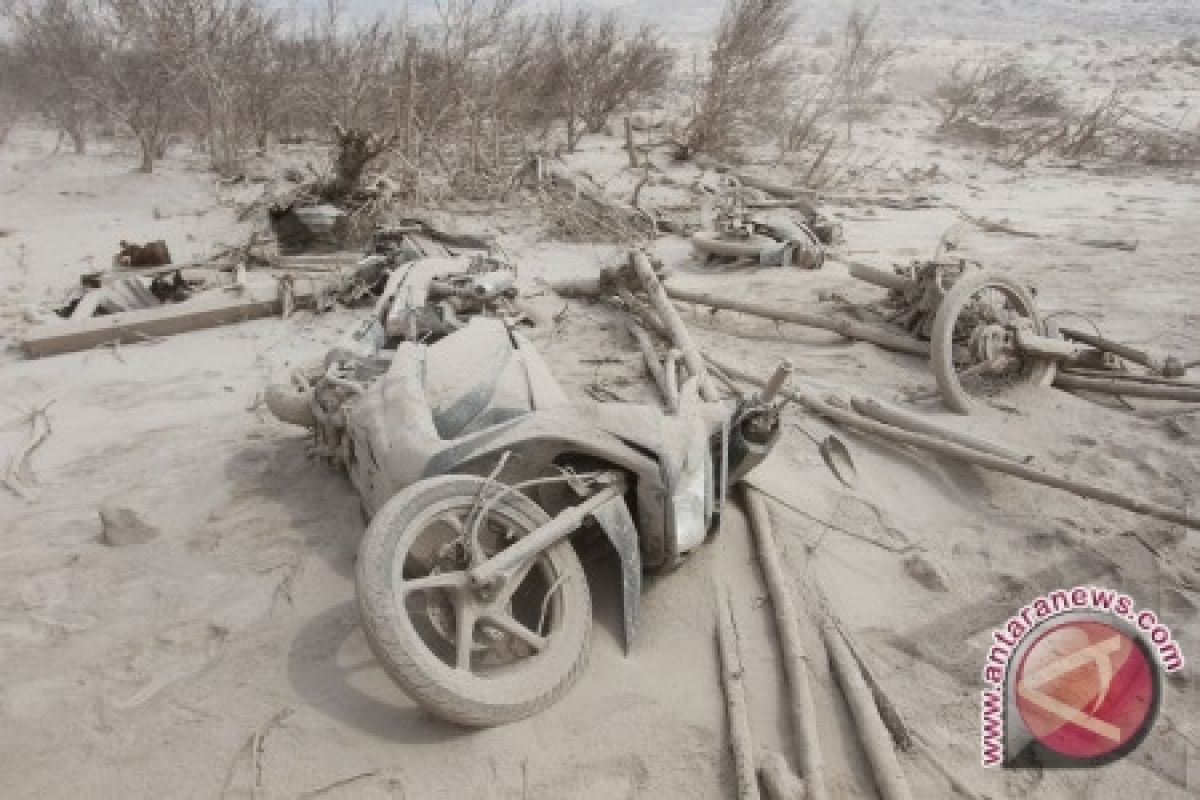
758,360 -> 793,404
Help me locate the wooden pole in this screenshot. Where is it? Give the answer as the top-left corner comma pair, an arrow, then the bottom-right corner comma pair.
743,486 -> 828,800
664,286 -> 930,358
630,252 -> 721,400
624,117 -> 638,168
717,585 -> 761,800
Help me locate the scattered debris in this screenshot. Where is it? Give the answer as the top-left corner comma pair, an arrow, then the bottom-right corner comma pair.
269,203 -> 347,254
817,435 -> 858,489
115,239 -> 171,268
902,554 -> 949,593
99,507 -> 160,547
2,402 -> 54,501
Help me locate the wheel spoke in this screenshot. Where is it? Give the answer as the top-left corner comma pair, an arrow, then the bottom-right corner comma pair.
400,571 -> 468,596
493,557 -> 539,609
441,511 -> 467,536
484,611 -> 548,652
455,601 -> 479,671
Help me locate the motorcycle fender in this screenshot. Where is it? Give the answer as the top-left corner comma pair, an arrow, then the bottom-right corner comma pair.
590,496 -> 642,655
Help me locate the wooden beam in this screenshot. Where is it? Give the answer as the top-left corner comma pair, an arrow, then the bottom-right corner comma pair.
22,283 -> 310,358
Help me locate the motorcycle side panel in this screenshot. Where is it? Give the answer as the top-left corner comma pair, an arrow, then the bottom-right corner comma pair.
590,497 -> 642,654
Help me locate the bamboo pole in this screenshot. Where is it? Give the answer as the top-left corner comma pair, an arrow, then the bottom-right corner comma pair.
845,260 -> 914,292
1060,327 -> 1184,376
714,357 -> 1200,532
1053,373 -> 1200,402
620,292 -> 1200,530
717,585 -> 761,800
627,321 -> 677,412
743,486 -> 828,800
849,396 -> 1031,463
758,751 -> 806,800
664,286 -> 930,358
630,252 -> 721,400
822,621 -> 914,800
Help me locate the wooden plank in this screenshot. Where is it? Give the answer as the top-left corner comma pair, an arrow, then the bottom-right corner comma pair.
107,262 -> 233,283
22,284 -> 310,358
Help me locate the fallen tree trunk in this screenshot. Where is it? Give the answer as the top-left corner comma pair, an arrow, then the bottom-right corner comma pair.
743,486 -> 828,800
665,286 -> 930,358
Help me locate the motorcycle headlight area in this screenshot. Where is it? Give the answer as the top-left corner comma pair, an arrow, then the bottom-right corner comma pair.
672,447 -> 714,556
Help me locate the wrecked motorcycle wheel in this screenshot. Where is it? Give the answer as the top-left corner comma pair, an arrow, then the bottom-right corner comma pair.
356,475 -> 591,727
930,272 -> 1057,414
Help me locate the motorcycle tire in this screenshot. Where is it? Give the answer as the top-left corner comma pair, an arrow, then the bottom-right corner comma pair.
356,475 -> 592,727
930,272 -> 1056,415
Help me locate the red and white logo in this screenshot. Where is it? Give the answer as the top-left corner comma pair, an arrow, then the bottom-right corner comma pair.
1013,618 -> 1157,763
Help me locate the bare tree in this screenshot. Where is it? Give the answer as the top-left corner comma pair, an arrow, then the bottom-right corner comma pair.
188,0 -> 281,173
934,56 -> 1065,130
65,0 -> 216,172
831,6 -> 897,137
536,9 -> 673,150
684,0 -> 797,158
295,1 -> 401,134
4,0 -> 102,154
579,24 -> 673,134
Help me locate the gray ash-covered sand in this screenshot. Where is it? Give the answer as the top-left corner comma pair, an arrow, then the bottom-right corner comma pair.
2,6 -> 1199,799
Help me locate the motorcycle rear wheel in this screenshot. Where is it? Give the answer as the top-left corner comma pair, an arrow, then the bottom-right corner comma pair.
356,475 -> 592,727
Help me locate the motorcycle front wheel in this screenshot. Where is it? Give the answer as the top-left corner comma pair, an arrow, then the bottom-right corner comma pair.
356,475 -> 592,727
